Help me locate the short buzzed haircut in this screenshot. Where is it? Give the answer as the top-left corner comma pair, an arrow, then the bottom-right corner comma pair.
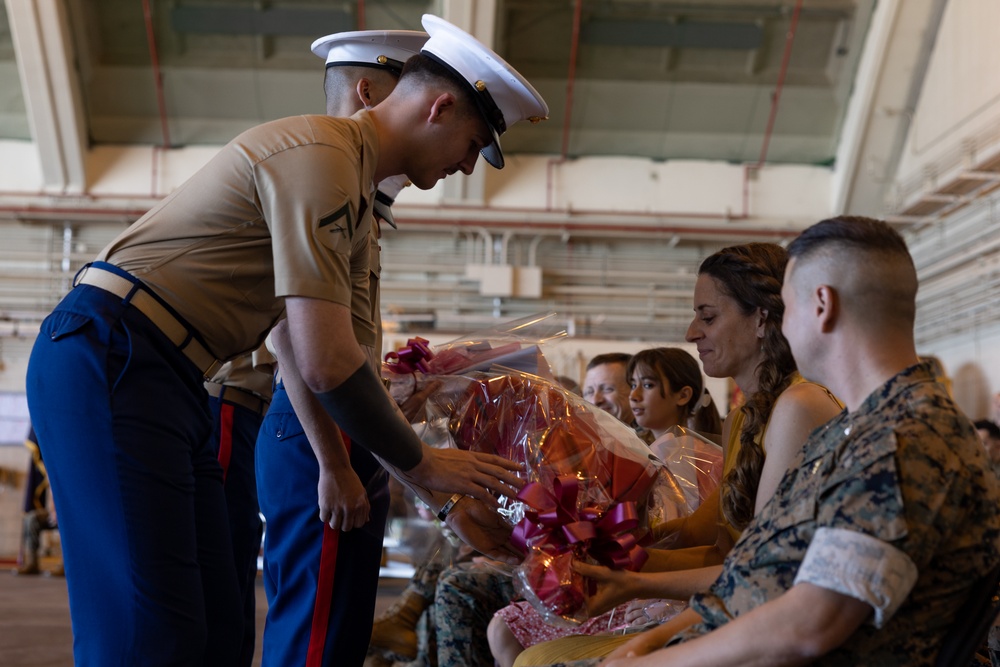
586,352 -> 631,371
787,216 -> 917,329
395,53 -> 480,121
323,64 -> 399,113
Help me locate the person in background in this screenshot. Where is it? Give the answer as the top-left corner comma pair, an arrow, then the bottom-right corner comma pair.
974,419 -> 1000,478
582,353 -> 634,422
627,347 -> 722,437
13,426 -> 61,577
627,347 -> 723,509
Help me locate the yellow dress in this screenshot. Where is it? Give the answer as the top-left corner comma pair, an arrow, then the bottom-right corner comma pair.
721,373 -> 840,543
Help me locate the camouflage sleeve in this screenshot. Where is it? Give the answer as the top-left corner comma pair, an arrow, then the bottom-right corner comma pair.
793,527 -> 918,627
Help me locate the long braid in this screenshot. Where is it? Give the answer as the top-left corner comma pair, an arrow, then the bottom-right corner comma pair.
698,243 -> 797,531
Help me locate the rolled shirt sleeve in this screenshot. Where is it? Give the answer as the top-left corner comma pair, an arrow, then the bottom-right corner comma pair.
794,527 -> 918,628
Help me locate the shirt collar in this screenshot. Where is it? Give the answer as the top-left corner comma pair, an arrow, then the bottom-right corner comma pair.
853,362 -> 937,418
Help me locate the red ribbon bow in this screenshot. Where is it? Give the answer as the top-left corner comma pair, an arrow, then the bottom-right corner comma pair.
511,475 -> 649,572
384,337 -> 434,374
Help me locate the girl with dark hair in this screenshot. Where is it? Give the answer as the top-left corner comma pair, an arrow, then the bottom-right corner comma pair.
626,347 -> 722,439
507,243 -> 843,667
627,347 -> 723,511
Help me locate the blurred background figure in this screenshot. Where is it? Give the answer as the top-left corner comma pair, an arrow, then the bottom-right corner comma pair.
974,419 -> 1000,478
13,427 -> 62,577
582,352 -> 654,443
581,353 -> 633,420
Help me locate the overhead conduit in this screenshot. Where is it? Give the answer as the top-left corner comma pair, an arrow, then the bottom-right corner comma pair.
2,1 -> 805,240
540,0 -> 804,221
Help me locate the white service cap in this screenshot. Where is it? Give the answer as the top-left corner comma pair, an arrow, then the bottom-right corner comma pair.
311,29 -> 428,75
419,14 -> 548,169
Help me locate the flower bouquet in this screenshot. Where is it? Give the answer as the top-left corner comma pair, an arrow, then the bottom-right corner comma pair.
381,315 -> 690,624
382,313 -> 565,406
444,369 -> 689,624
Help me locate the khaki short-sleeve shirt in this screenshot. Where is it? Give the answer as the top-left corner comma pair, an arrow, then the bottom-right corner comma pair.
97,111 -> 380,360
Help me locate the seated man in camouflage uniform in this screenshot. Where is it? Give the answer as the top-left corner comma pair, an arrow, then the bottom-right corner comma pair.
531,216 -> 1000,667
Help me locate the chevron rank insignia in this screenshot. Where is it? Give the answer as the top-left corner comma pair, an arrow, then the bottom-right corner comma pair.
319,202 -> 355,240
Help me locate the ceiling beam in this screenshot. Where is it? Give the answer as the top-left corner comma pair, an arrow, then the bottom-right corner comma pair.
831,0 -> 949,216
170,6 -> 354,36
581,19 -> 762,50
5,0 -> 88,193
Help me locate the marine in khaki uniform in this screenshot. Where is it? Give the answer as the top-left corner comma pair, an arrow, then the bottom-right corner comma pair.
254,31 -> 425,667
203,354 -> 272,667
25,14 -> 547,666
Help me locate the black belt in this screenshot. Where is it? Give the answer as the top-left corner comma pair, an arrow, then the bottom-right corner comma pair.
74,264 -> 223,379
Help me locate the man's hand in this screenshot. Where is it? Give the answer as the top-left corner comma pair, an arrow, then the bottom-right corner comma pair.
317,464 -> 370,531
445,496 -> 522,564
603,608 -> 702,665
398,444 -> 524,507
604,634 -> 668,666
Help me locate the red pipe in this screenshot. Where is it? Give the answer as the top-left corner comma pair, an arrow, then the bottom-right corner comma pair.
0,205 -> 150,219
756,0 -> 803,166
742,0 -> 803,217
547,0 -> 583,210
402,201 -> 745,221
393,217 -> 801,238
0,203 -> 800,238
141,0 -> 171,149
561,0 -> 584,159
357,0 -> 366,30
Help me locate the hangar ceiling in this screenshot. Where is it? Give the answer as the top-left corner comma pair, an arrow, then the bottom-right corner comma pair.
1,0 -> 971,344
2,0 -> 873,165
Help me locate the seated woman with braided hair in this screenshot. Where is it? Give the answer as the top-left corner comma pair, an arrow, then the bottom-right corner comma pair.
508,242 -> 843,667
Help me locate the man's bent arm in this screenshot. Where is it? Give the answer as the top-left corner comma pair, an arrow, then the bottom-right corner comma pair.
605,583 -> 871,667
270,320 -> 370,530
278,300 -> 519,557
284,296 -> 522,504
284,296 -> 425,468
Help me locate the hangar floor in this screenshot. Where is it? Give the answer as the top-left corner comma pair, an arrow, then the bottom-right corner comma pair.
0,559 -> 408,667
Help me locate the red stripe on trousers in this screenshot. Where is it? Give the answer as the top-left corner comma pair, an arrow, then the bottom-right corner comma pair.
217,403 -> 234,483
305,435 -> 351,667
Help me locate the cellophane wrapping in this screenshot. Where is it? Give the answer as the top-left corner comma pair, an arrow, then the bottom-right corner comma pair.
383,325 -> 691,625
648,425 -> 724,514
